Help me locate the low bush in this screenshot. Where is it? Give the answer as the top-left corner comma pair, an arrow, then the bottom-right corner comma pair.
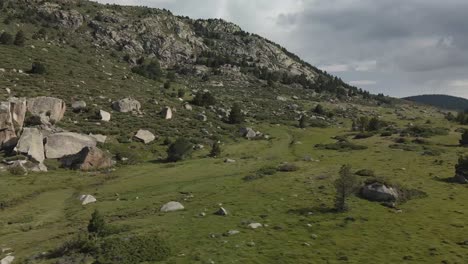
354,132 -> 374,139
403,126 -> 449,138
355,169 -> 375,177
315,141 -> 368,151
243,166 -> 277,181
277,163 -> 299,172
167,138 -> 193,162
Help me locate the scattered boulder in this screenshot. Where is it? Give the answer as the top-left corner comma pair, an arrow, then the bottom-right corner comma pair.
45,132 -> 97,159
276,96 -> 287,102
239,127 -> 257,139
27,96 -> 66,124
361,182 -> 399,202
0,102 -> 17,149
215,207 -> 228,216
248,223 -> 263,229
89,133 -> 107,143
160,201 -> 184,212
134,129 -> 156,144
225,230 -> 240,236
112,98 -> 141,113
61,146 -> 113,171
162,106 -> 173,120
79,194 -> 97,205
99,110 -> 111,122
224,159 -> 236,163
71,100 -> 86,112
196,113 -> 207,122
15,128 -> 45,163
184,104 -> 193,111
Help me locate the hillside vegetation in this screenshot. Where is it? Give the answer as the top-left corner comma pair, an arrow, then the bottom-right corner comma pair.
404,94 -> 468,111
0,1 -> 467,264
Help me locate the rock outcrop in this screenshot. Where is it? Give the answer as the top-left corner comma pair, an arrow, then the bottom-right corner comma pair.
45,132 -> 97,159
15,128 -> 45,163
162,107 -> 173,120
0,101 -> 17,149
9,97 -> 27,130
27,96 -> 66,124
61,146 -> 112,171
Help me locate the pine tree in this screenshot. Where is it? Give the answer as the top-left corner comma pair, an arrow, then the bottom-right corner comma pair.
460,131 -> 468,146
14,30 -> 25,46
299,115 -> 307,128
209,142 -> 221,157
228,103 -> 244,124
334,165 -> 359,212
0,32 -> 13,45
87,210 -> 106,237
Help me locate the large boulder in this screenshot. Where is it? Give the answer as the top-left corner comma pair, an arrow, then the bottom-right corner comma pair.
0,101 -> 17,149
45,132 -> 97,159
9,97 -> 27,130
160,201 -> 184,212
361,182 -> 399,202
89,133 -> 107,143
61,146 -> 112,171
134,129 -> 156,144
112,98 -> 141,113
27,96 -> 66,124
79,194 -> 97,205
15,128 -> 45,163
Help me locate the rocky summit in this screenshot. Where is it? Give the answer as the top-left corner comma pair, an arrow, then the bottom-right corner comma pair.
0,1 -> 467,264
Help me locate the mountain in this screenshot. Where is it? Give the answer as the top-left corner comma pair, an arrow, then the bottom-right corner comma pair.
403,94 -> 468,111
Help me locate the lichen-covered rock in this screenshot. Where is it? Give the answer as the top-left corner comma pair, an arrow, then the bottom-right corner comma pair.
45,132 -> 97,159
112,98 -> 141,113
27,96 -> 66,125
9,97 -> 27,130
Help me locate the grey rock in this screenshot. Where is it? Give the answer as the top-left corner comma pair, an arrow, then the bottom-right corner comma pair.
71,100 -> 87,111
160,201 -> 184,212
15,128 -> 45,163
99,110 -> 111,122
45,132 -> 97,159
112,98 -> 141,113
27,96 -> 66,125
79,194 -> 97,205
215,207 -> 228,216
61,146 -> 113,171
0,102 -> 17,149
134,129 -> 156,144
239,127 -> 257,139
361,182 -> 399,202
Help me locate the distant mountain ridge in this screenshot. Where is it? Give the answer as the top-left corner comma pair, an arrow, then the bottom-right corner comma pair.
403,94 -> 468,111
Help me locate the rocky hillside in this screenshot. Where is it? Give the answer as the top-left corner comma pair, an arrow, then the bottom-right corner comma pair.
0,0 -> 377,97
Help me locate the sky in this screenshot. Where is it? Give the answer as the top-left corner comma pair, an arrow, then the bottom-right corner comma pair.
95,0 -> 468,98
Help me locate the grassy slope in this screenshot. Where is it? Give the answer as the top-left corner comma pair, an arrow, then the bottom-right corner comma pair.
2,113 -> 468,263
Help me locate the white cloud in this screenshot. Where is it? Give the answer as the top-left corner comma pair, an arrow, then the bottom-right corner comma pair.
319,64 -> 349,72
448,79 -> 468,87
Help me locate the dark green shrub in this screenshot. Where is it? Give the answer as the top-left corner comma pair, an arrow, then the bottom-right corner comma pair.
192,91 -> 216,107
243,166 -> 277,181
380,131 -> 392,137
315,141 -> 368,151
177,89 -> 185,98
131,60 -> 162,80
277,163 -> 299,172
460,131 -> 468,146
8,164 -> 27,175
209,142 -> 221,157
313,104 -> 325,115
167,138 -> 193,162
96,235 -> 170,264
164,81 -> 171,89
309,119 -> 328,128
0,32 -> 13,44
88,210 -> 106,237
228,103 -> 244,124
354,132 -> 373,139
403,126 -> 449,138
28,61 -> 47,74
355,169 -> 375,177
298,115 -> 307,128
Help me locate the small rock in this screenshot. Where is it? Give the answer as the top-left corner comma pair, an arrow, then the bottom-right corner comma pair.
79,194 -> 97,205
160,201 -> 184,212
247,223 -> 263,229
225,230 -> 240,236
214,207 -> 228,216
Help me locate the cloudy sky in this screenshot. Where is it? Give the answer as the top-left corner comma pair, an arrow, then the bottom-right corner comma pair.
95,0 -> 468,98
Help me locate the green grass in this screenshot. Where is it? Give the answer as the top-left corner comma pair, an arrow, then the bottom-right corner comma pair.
1,123 -> 468,263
